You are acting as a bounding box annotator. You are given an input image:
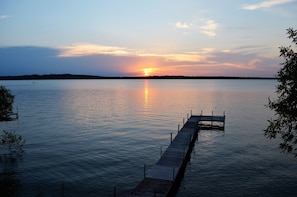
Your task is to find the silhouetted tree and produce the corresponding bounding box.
[0,130,25,196]
[0,130,25,162]
[265,28,297,157]
[0,86,15,121]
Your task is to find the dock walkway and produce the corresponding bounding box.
[131,114,225,197]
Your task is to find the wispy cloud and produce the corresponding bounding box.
[58,43,208,61]
[200,19,218,37]
[57,43,278,76]
[0,15,11,20]
[174,21,191,29]
[242,0,295,10]
[174,19,218,37]
[58,43,134,57]
[0,45,278,77]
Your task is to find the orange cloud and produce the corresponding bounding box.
[57,43,277,77]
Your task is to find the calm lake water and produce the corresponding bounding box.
[1,79,297,196]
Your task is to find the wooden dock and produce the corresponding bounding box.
[131,114,225,197]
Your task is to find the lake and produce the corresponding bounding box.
[1,79,297,196]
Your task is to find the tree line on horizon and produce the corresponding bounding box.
[0,74,276,80]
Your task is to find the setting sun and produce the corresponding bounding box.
[143,68,154,76]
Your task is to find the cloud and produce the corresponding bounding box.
[58,43,134,57]
[0,15,11,20]
[58,43,208,62]
[174,19,218,37]
[242,0,295,10]
[0,45,279,77]
[200,19,218,37]
[174,21,190,29]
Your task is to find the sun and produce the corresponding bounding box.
[143,68,153,76]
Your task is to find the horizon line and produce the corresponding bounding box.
[0,74,276,80]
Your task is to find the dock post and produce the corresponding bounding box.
[187,113,189,119]
[211,111,213,127]
[178,124,180,133]
[16,106,19,119]
[170,133,172,144]
[191,110,192,116]
[201,110,203,115]
[183,118,185,125]
[144,164,146,178]
[223,111,226,130]
[61,181,65,197]
[173,167,175,180]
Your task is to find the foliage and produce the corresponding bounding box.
[265,28,297,157]
[0,86,15,121]
[0,130,25,164]
[0,130,25,196]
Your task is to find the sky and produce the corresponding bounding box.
[1,0,297,77]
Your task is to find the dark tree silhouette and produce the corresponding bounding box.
[0,86,15,121]
[0,130,25,196]
[265,28,297,157]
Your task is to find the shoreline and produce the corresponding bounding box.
[0,74,276,80]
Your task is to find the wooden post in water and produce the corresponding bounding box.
[178,124,180,133]
[170,132,173,144]
[61,181,65,197]
[144,164,146,178]
[223,111,226,130]
[211,111,213,127]
[173,167,175,180]
[183,118,185,125]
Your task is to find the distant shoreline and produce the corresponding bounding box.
[0,74,276,80]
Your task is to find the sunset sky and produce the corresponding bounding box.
[1,0,297,77]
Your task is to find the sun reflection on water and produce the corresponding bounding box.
[144,80,149,110]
